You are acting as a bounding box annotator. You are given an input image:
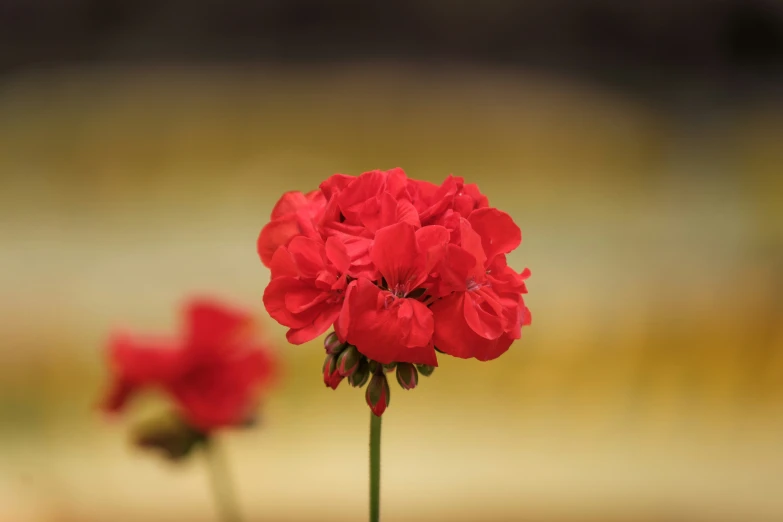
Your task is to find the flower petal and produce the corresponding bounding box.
[264,277,323,328]
[418,174,459,223]
[269,246,298,279]
[337,170,386,222]
[287,236,326,278]
[415,225,450,278]
[468,207,521,262]
[462,292,504,340]
[270,191,310,219]
[431,293,515,361]
[257,216,301,267]
[185,299,252,350]
[370,222,419,290]
[325,236,350,274]
[285,286,329,314]
[286,304,342,345]
[102,333,183,413]
[436,244,477,295]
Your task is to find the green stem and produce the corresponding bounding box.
[369,412,382,522]
[203,436,243,522]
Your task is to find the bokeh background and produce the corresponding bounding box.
[1,1,783,521]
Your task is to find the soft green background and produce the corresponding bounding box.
[1,66,782,522]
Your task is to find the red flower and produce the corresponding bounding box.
[337,222,448,366]
[259,167,530,415]
[431,209,529,361]
[102,298,277,432]
[263,235,350,344]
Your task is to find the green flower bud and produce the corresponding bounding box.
[336,345,362,377]
[395,363,418,390]
[416,364,435,377]
[132,413,206,461]
[348,358,371,388]
[323,332,347,355]
[365,373,391,416]
[323,353,343,390]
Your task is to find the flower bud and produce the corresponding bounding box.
[336,345,362,377]
[365,373,391,417]
[348,358,371,388]
[416,364,435,377]
[132,413,206,461]
[382,363,397,373]
[322,353,344,390]
[323,332,347,355]
[395,363,418,390]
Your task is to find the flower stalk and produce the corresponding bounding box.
[369,411,382,522]
[204,437,243,522]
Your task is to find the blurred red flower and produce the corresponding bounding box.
[102,298,277,432]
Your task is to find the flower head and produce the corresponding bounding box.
[102,298,277,434]
[260,168,530,415]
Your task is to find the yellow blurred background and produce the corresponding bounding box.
[2,3,783,521]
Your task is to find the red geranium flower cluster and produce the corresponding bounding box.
[102,298,277,455]
[259,168,530,415]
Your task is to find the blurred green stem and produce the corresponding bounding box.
[369,412,382,522]
[204,437,243,522]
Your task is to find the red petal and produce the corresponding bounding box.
[257,216,300,267]
[415,225,450,278]
[286,304,342,345]
[436,244,477,295]
[459,218,487,272]
[462,292,504,340]
[287,236,326,278]
[463,183,489,208]
[319,173,355,200]
[324,236,350,273]
[264,277,323,328]
[384,167,409,198]
[334,280,357,341]
[185,299,252,350]
[431,293,515,361]
[270,191,309,219]
[102,333,184,413]
[285,286,329,314]
[340,235,376,279]
[520,303,532,326]
[468,208,521,262]
[363,192,421,232]
[370,222,419,290]
[269,246,298,279]
[337,170,386,222]
[419,174,459,223]
[396,198,421,228]
[397,299,434,348]
[394,343,439,366]
[452,182,489,217]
